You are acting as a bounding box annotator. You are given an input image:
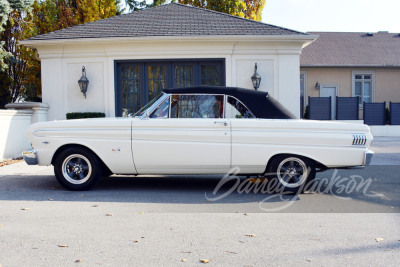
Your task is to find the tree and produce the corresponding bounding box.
[124,0,170,12]
[125,0,146,11]
[0,1,34,107]
[178,0,245,18]
[97,0,118,18]
[0,6,40,107]
[31,0,118,30]
[0,0,33,71]
[243,0,265,21]
[177,0,265,21]
[151,0,168,6]
[0,0,120,107]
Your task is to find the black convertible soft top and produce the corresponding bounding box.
[163,86,296,119]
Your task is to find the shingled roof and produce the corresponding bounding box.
[24,3,306,41]
[301,32,400,67]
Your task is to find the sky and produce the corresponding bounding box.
[261,0,400,33]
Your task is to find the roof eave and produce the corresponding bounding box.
[20,34,318,47]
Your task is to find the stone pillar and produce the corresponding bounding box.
[5,102,50,123]
[32,106,49,123]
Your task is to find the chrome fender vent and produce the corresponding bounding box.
[352,134,367,146]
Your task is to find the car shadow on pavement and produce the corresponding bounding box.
[318,241,400,257]
[0,174,299,204]
[0,165,399,212]
[310,166,400,211]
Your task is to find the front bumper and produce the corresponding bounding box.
[364,150,374,166]
[22,149,38,165]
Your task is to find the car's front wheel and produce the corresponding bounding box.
[54,147,103,191]
[265,155,315,193]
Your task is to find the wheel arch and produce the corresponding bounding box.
[265,153,327,173]
[51,144,112,175]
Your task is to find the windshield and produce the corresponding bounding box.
[134,93,164,117]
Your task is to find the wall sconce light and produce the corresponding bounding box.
[78,66,89,98]
[251,63,261,90]
[315,82,320,89]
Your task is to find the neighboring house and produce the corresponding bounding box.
[21,3,316,120]
[300,31,400,119]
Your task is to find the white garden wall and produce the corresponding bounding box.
[0,110,32,161]
[329,120,400,136]
[334,120,400,137]
[0,103,49,161]
[369,126,400,137]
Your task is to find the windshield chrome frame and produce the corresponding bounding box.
[139,93,170,120]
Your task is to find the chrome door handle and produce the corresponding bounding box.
[214,121,228,126]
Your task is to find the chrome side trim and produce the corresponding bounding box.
[22,149,38,165]
[233,128,368,135]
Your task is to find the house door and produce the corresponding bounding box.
[115,59,225,117]
[320,85,337,119]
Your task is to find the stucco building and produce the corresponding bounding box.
[21,3,315,120]
[300,31,400,119]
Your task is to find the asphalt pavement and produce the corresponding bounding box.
[0,137,399,266]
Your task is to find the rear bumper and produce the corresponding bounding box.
[22,149,38,165]
[364,150,374,166]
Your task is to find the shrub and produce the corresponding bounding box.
[66,112,106,120]
[386,107,390,125]
[303,105,309,119]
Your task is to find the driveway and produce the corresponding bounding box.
[0,137,399,266]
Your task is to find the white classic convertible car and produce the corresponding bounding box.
[23,86,373,191]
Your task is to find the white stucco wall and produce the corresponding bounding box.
[0,103,49,161]
[66,62,105,113]
[25,36,314,120]
[0,110,32,160]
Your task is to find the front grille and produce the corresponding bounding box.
[352,134,367,146]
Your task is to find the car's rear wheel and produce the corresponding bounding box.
[54,147,103,191]
[265,155,315,194]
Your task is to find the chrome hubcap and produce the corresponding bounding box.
[277,157,308,188]
[62,154,92,185]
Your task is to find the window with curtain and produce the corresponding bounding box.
[354,73,373,106]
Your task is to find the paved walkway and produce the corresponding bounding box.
[0,161,51,177]
[369,137,400,165]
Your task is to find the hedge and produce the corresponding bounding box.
[66,112,106,120]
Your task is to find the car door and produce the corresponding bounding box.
[131,94,231,174]
[225,95,266,174]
